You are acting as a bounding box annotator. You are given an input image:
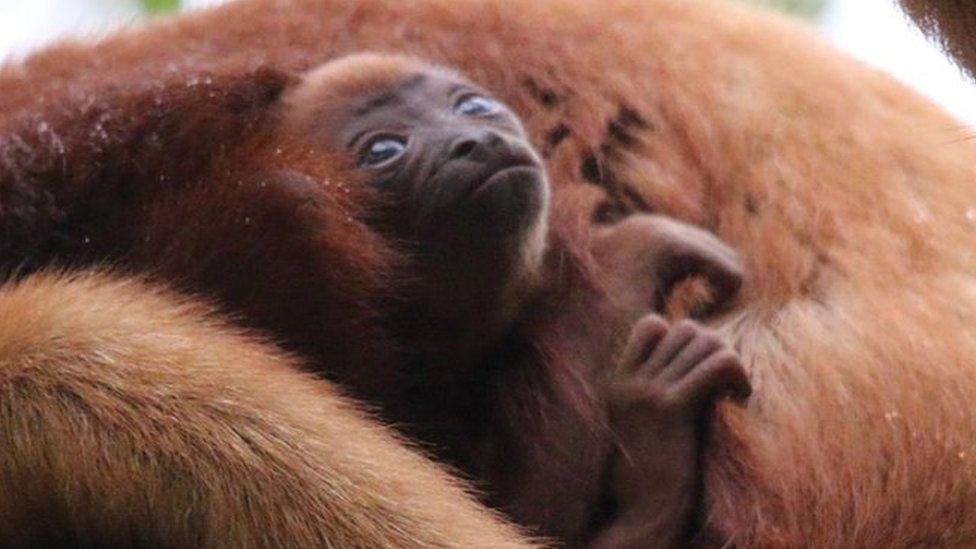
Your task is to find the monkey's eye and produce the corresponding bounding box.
[359,136,407,168]
[454,94,502,117]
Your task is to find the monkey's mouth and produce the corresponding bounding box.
[470,164,544,198]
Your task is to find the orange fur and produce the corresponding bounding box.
[3,0,976,546]
[0,270,533,547]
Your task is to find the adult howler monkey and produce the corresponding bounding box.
[5,0,976,546]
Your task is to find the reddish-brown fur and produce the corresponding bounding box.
[4,0,976,546]
[901,0,976,79]
[0,65,403,396]
[0,270,531,547]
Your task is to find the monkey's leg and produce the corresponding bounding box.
[0,270,533,548]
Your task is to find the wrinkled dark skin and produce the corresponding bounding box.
[281,54,751,548]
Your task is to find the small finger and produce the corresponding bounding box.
[618,315,670,372]
[644,320,698,373]
[673,350,751,407]
[659,332,724,382]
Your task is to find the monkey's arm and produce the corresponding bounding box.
[0,270,534,548]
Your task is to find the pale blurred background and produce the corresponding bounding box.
[0,0,974,126]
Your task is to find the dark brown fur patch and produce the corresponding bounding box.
[543,123,572,157]
[523,77,562,107]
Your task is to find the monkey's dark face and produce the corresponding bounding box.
[336,71,550,263]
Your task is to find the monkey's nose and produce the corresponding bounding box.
[448,130,505,160]
[449,138,478,159]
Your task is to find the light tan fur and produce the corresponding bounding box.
[283,52,463,143]
[0,270,534,548]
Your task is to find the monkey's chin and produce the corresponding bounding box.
[433,165,548,252]
[466,165,549,236]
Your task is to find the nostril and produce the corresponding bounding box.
[487,132,504,147]
[450,139,478,159]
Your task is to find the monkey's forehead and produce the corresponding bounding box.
[300,52,465,104]
[282,52,469,141]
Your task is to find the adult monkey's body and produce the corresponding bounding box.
[0,271,531,548]
[4,0,976,547]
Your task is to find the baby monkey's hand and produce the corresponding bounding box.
[611,315,750,420]
[591,315,750,549]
